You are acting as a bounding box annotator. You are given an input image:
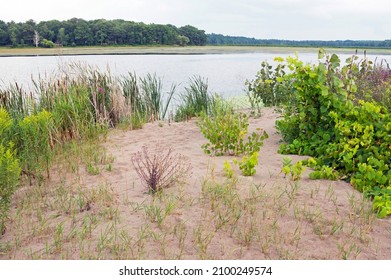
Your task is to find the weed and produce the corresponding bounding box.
[131,145,191,193]
[234,152,259,176]
[223,160,234,178]
[194,225,214,259]
[281,157,305,181]
[86,162,100,175]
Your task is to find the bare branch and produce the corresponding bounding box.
[131,145,191,193]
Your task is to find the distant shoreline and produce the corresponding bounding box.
[1,45,391,57]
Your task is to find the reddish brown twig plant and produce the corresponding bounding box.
[131,145,191,193]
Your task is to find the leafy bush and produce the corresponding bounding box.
[245,58,291,114]
[270,49,391,217]
[40,39,55,48]
[234,152,259,176]
[198,108,268,156]
[18,110,53,181]
[198,110,247,156]
[309,166,339,180]
[198,98,268,178]
[0,144,21,234]
[373,190,391,218]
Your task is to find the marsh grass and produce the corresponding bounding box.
[175,75,214,121]
[0,83,31,120]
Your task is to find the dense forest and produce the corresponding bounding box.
[0,18,207,47]
[0,18,390,49]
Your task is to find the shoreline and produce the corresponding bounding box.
[1,45,391,57]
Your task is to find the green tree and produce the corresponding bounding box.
[40,39,55,48]
[8,22,21,46]
[57,27,66,45]
[0,21,9,45]
[179,25,207,46]
[177,35,190,46]
[19,19,36,46]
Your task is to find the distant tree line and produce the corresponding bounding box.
[0,18,207,47]
[207,33,391,49]
[1,19,389,49]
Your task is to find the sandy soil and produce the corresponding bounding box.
[1,107,391,259]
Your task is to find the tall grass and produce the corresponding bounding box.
[0,64,182,235]
[175,75,214,121]
[0,83,32,120]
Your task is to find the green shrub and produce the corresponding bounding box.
[0,144,21,234]
[245,58,291,114]
[223,160,234,178]
[372,189,391,218]
[281,157,306,181]
[40,39,55,48]
[198,108,268,156]
[234,152,259,176]
[309,166,339,180]
[269,49,391,216]
[198,110,248,156]
[18,110,53,180]
[198,98,268,177]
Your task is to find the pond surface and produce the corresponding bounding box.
[1,51,390,97]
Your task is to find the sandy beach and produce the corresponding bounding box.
[1,107,391,260]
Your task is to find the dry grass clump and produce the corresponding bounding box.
[131,145,191,193]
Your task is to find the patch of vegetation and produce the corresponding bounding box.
[197,98,268,156]
[245,59,291,114]
[281,157,306,181]
[131,145,191,194]
[258,49,391,217]
[234,151,259,176]
[175,76,213,121]
[198,97,267,178]
[0,109,21,234]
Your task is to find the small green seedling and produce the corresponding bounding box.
[281,157,305,181]
[223,160,234,178]
[234,152,259,176]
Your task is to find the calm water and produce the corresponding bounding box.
[1,51,390,97]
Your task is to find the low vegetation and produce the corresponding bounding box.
[0,63,211,236]
[248,49,391,217]
[131,145,191,194]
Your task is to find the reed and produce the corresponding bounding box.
[140,73,176,121]
[175,75,213,121]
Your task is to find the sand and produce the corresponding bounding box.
[1,107,391,260]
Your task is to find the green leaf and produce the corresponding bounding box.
[318,48,325,59]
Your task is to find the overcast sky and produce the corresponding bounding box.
[1,0,390,40]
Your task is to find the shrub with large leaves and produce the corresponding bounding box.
[272,50,391,217]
